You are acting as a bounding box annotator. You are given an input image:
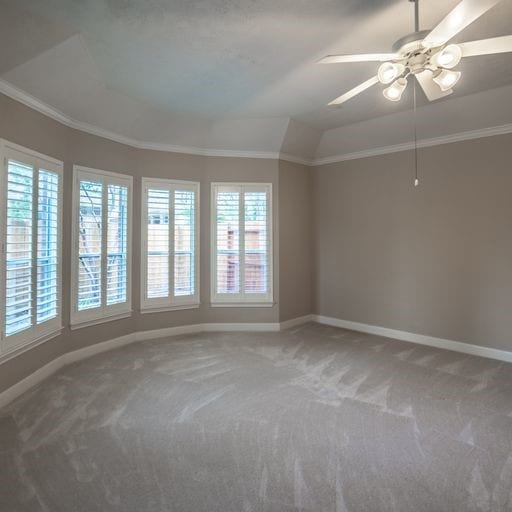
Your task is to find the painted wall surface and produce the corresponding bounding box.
[0,93,281,393]
[278,160,313,321]
[313,134,512,352]
[2,88,512,395]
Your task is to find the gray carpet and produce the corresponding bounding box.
[1,323,512,512]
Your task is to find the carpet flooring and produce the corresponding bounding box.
[1,322,512,511]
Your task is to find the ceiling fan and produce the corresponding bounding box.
[320,0,512,105]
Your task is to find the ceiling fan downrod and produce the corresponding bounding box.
[409,0,420,33]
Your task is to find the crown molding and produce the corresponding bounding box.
[278,153,313,166]
[1,79,510,168]
[0,79,313,165]
[312,123,512,166]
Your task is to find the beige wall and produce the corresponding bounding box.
[2,89,512,395]
[0,93,283,393]
[278,160,313,321]
[313,134,512,352]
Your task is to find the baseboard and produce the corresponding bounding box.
[0,333,138,410]
[65,333,138,364]
[136,324,205,341]
[3,313,509,409]
[0,355,65,410]
[0,318,306,409]
[202,322,281,332]
[280,314,315,330]
[314,315,512,363]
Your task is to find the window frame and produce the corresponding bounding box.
[0,139,63,357]
[141,178,200,313]
[71,165,133,328]
[210,182,273,307]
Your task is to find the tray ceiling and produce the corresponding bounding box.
[1,0,511,160]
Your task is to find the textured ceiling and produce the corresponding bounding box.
[1,0,512,158]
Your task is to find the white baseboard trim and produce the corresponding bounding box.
[0,333,138,410]
[0,318,306,409]
[0,355,65,410]
[203,322,281,332]
[280,314,315,330]
[136,324,205,341]
[65,333,138,364]
[314,315,512,363]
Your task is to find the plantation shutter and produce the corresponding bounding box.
[78,180,103,310]
[174,189,196,297]
[37,170,60,323]
[141,179,199,310]
[72,168,131,326]
[146,188,170,299]
[215,187,241,295]
[244,189,269,294]
[5,160,34,336]
[1,144,62,353]
[212,183,272,304]
[107,184,128,305]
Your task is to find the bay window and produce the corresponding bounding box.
[211,183,273,305]
[71,166,132,327]
[0,140,63,356]
[141,178,199,311]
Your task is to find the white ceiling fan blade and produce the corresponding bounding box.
[423,0,502,47]
[460,35,512,56]
[328,76,379,106]
[318,53,397,64]
[415,71,453,102]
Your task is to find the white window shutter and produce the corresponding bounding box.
[174,189,196,297]
[146,188,170,299]
[141,179,199,311]
[106,184,128,305]
[72,167,132,327]
[5,160,34,336]
[37,170,59,323]
[215,188,241,294]
[212,183,272,305]
[1,141,63,355]
[77,180,103,311]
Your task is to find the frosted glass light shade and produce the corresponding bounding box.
[433,69,461,91]
[383,78,407,101]
[378,62,405,84]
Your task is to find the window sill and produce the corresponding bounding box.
[70,310,133,330]
[140,303,200,314]
[0,326,63,365]
[210,302,275,308]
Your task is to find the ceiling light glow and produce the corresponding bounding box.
[383,78,407,101]
[432,44,462,69]
[433,69,461,91]
[378,62,405,84]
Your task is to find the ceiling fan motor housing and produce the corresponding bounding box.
[392,31,446,76]
[392,30,432,53]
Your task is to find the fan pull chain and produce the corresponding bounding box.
[411,0,420,187]
[413,78,419,187]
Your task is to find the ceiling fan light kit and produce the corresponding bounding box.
[383,78,408,101]
[433,69,462,91]
[431,44,463,68]
[378,62,405,84]
[319,0,512,106]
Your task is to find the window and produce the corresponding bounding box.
[211,183,272,305]
[0,140,63,356]
[141,179,199,311]
[71,166,132,327]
